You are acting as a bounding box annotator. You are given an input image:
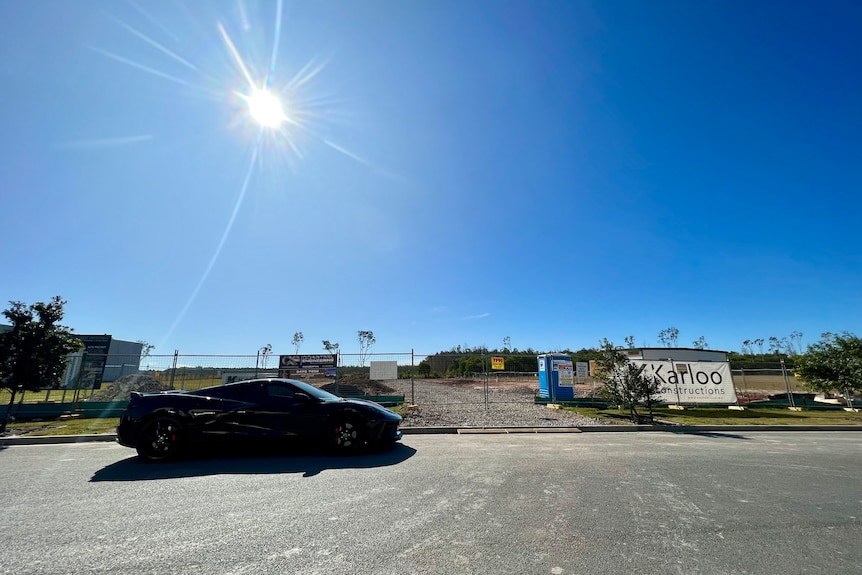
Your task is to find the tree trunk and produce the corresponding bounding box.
[0,389,18,434]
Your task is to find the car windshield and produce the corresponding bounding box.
[285,379,341,402]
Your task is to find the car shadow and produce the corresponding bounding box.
[90,442,417,482]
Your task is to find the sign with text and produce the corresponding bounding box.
[630,360,737,404]
[279,354,337,379]
[553,359,574,387]
[491,356,505,370]
[77,335,112,389]
[576,362,589,378]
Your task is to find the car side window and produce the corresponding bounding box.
[267,382,297,399]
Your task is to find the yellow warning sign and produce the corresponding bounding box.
[491,356,505,370]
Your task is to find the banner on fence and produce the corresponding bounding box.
[279,354,337,379]
[370,361,398,380]
[631,360,737,404]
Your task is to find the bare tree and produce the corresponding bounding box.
[137,340,155,360]
[502,336,511,353]
[322,340,340,354]
[358,330,376,367]
[624,335,636,349]
[259,344,272,369]
[658,327,679,348]
[692,336,708,350]
[292,332,304,355]
[742,339,753,356]
[754,338,765,355]
[789,331,804,355]
[768,336,781,355]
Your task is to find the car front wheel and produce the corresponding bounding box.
[329,417,365,453]
[135,416,185,462]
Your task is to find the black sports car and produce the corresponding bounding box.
[116,378,402,462]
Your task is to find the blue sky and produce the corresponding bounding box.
[1,0,860,357]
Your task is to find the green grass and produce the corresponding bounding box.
[5,417,120,436]
[565,406,862,426]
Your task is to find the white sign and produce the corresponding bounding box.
[631,360,737,404]
[370,361,398,380]
[554,360,574,387]
[576,362,589,378]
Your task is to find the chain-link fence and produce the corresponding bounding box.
[0,352,846,426]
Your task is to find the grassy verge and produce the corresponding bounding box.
[4,417,120,436]
[565,406,862,426]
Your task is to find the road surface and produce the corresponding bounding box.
[1,432,860,574]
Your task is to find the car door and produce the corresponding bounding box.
[194,383,260,438]
[243,380,323,437]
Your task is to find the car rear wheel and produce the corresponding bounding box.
[329,417,366,453]
[135,416,185,462]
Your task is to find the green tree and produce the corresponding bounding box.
[358,330,376,367]
[692,336,708,350]
[0,297,82,433]
[417,359,432,377]
[595,339,662,423]
[795,332,862,407]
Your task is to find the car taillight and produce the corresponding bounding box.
[127,391,143,408]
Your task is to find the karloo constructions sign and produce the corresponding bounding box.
[631,360,737,404]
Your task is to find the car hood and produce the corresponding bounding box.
[331,397,402,420]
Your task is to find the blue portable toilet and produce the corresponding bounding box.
[537,354,575,401]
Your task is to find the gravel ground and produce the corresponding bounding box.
[379,378,607,428]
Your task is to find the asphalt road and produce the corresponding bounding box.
[1,432,860,575]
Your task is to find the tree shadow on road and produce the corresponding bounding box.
[90,442,416,482]
[667,430,752,440]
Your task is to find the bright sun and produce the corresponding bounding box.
[246,88,286,128]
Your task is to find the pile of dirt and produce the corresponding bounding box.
[90,374,173,402]
[319,375,397,397]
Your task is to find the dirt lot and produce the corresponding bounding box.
[372,375,818,427]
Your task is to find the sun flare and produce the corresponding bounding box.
[245,88,286,128]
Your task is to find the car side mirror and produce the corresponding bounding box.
[294,392,312,403]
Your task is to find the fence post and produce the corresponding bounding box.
[781,359,795,408]
[411,349,415,405]
[169,350,178,389]
[483,351,489,410]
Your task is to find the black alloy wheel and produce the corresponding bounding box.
[330,417,365,453]
[135,416,185,462]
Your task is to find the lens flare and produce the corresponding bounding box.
[245,88,286,128]
[89,0,396,349]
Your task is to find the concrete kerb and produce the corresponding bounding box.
[1,434,118,446]
[3,425,862,446]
